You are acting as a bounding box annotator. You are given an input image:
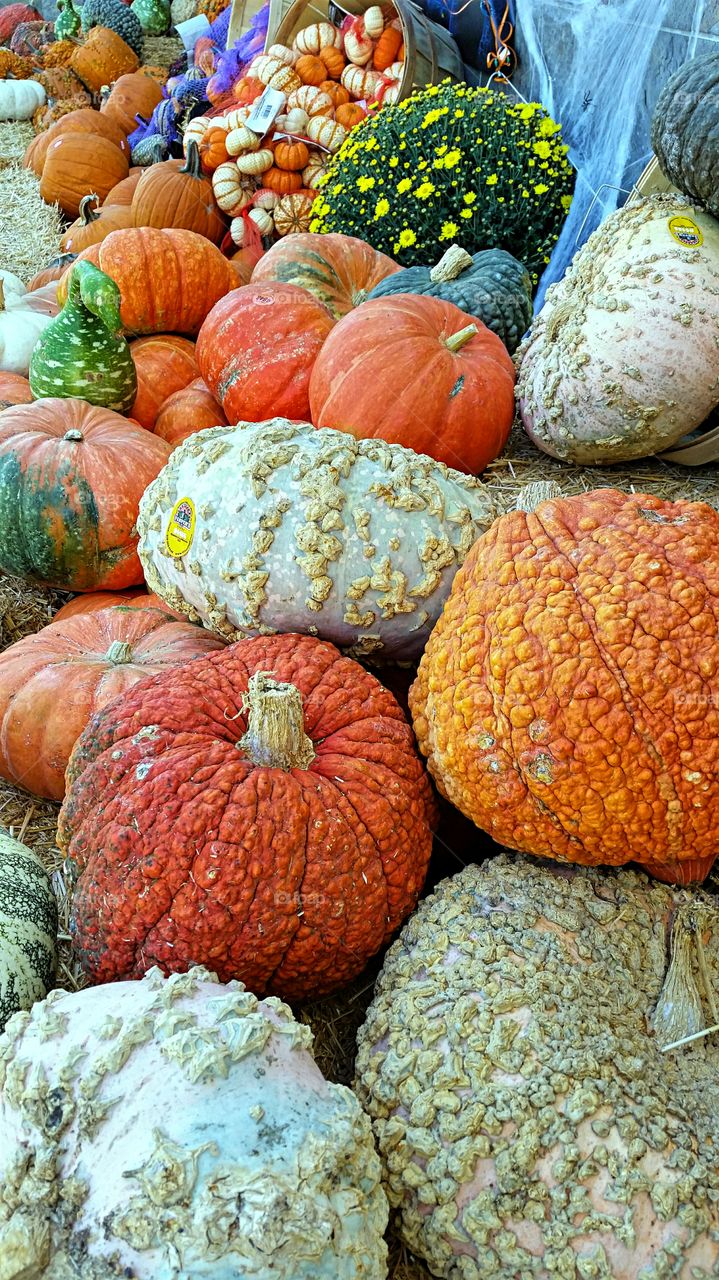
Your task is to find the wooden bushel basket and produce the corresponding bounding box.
[267,0,464,97]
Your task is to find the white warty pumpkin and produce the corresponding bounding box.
[517,193,719,464]
[136,418,495,660]
[0,827,57,1031]
[0,965,388,1278]
[356,854,719,1280]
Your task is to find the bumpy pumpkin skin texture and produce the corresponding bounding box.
[410,488,719,886]
[250,231,402,319]
[356,854,719,1280]
[0,828,57,1031]
[59,633,438,998]
[136,418,496,661]
[54,589,178,621]
[651,51,719,216]
[0,966,389,1279]
[0,398,171,592]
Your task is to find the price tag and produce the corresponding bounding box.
[246,86,286,136]
[175,14,211,59]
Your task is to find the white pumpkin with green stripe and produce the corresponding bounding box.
[29,260,137,412]
[0,827,58,1030]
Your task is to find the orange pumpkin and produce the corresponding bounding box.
[262,166,303,194]
[373,26,402,71]
[40,132,129,218]
[70,26,139,94]
[100,71,164,136]
[129,335,199,430]
[273,139,309,172]
[25,255,76,291]
[335,102,367,129]
[54,590,176,622]
[102,168,143,206]
[234,75,264,103]
[319,80,350,108]
[60,195,134,254]
[57,227,238,337]
[410,488,719,887]
[131,140,226,244]
[230,243,265,283]
[319,45,345,79]
[0,606,224,800]
[24,107,131,178]
[251,230,401,319]
[199,126,230,173]
[0,372,33,407]
[0,398,171,592]
[154,377,228,447]
[295,53,326,86]
[309,294,516,473]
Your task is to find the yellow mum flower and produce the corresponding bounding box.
[443,148,461,168]
[534,182,549,195]
[519,103,539,120]
[533,140,551,159]
[422,108,444,128]
[357,176,375,192]
[561,193,573,211]
[486,173,499,186]
[538,117,561,137]
[397,177,412,194]
[463,191,476,204]
[414,181,436,199]
[397,228,417,248]
[439,220,459,241]
[460,208,473,219]
[374,197,390,218]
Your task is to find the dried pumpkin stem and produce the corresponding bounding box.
[430,244,473,283]
[105,641,133,664]
[239,671,316,771]
[693,909,719,1026]
[0,279,5,312]
[63,429,84,442]
[445,323,478,353]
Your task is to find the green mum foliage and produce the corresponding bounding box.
[311,80,575,285]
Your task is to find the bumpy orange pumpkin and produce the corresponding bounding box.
[57,228,237,337]
[129,335,199,429]
[58,632,437,996]
[70,26,139,94]
[0,606,224,800]
[320,79,350,107]
[335,102,366,129]
[199,126,229,173]
[373,25,402,71]
[234,75,264,103]
[309,293,516,472]
[154,377,227,446]
[131,141,226,244]
[319,45,345,78]
[410,488,719,887]
[295,53,326,86]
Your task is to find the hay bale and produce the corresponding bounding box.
[0,572,67,651]
[0,122,34,170]
[142,35,185,68]
[0,162,63,285]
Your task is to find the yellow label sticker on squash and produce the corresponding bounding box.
[668,216,703,248]
[165,497,195,558]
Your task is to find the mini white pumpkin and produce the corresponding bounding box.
[0,78,45,122]
[230,207,274,245]
[0,276,57,375]
[341,65,382,98]
[235,147,273,175]
[212,161,252,214]
[302,155,328,188]
[0,827,57,1031]
[292,21,342,54]
[217,107,250,131]
[183,114,212,152]
[274,107,309,132]
[287,85,333,117]
[225,124,261,156]
[344,27,374,66]
[363,5,385,37]
[306,116,346,152]
[266,42,298,66]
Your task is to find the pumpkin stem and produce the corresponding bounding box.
[238,671,316,771]
[0,279,5,312]
[653,903,719,1050]
[445,323,478,353]
[105,640,134,664]
[181,139,202,180]
[430,244,474,283]
[63,429,84,442]
[79,194,101,225]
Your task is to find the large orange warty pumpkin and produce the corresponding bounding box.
[128,334,199,429]
[197,281,334,422]
[0,398,171,592]
[56,228,238,337]
[310,293,516,474]
[410,487,719,886]
[58,632,438,997]
[0,606,224,800]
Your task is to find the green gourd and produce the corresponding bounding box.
[0,827,57,1032]
[131,0,170,34]
[54,0,81,41]
[29,261,137,412]
[367,244,533,355]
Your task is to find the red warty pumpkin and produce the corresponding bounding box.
[197,281,335,423]
[58,632,437,996]
[128,334,199,429]
[0,398,171,591]
[309,293,516,474]
[54,589,180,622]
[56,227,237,337]
[154,377,227,447]
[0,606,224,800]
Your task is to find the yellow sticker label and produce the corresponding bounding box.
[668,215,703,248]
[165,497,195,558]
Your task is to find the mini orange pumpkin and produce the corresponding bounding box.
[373,26,402,72]
[273,139,309,172]
[234,74,264,104]
[199,126,229,173]
[335,102,366,129]
[295,53,327,86]
[319,45,345,79]
[262,166,303,194]
[320,80,350,108]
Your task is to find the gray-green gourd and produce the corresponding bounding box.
[0,827,57,1031]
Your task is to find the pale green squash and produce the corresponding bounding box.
[0,827,57,1031]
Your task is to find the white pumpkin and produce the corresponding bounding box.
[0,828,57,1031]
[136,418,495,660]
[0,78,45,122]
[517,193,719,463]
[0,965,389,1278]
[0,277,57,375]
